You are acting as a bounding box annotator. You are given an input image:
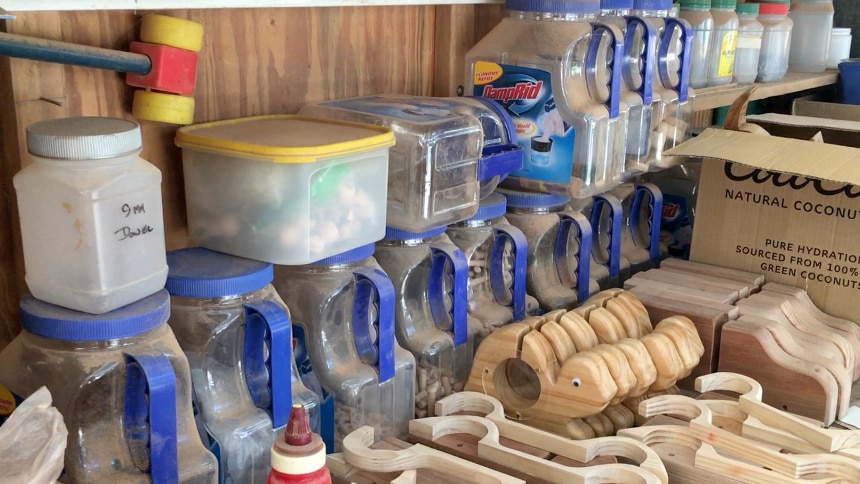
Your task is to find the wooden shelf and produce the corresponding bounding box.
[3,0,502,11]
[690,71,839,111]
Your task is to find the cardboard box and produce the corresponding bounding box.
[746,112,860,148]
[792,99,860,122]
[666,129,860,324]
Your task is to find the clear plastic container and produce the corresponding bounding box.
[374,227,481,418]
[788,0,834,72]
[599,0,659,177]
[466,0,629,199]
[0,291,217,483]
[272,245,415,451]
[632,0,694,170]
[300,95,524,231]
[827,28,852,69]
[586,193,625,289]
[175,116,394,265]
[757,2,793,82]
[13,117,167,314]
[733,3,763,84]
[679,0,714,88]
[164,248,320,484]
[609,183,664,281]
[446,193,539,342]
[707,0,739,86]
[498,188,598,310]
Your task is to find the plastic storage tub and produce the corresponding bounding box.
[13,117,168,314]
[839,60,860,105]
[0,291,217,483]
[165,248,320,483]
[300,95,523,232]
[175,115,394,265]
[827,28,852,69]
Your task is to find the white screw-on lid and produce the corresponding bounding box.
[832,28,852,36]
[27,117,142,160]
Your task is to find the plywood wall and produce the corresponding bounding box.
[0,5,507,350]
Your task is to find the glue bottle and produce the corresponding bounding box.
[267,404,332,484]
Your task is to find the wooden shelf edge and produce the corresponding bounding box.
[690,71,839,111]
[3,0,503,11]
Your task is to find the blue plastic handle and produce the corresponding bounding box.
[124,353,178,484]
[659,18,693,102]
[630,183,664,262]
[242,301,293,429]
[587,22,623,119]
[590,194,623,277]
[489,225,528,320]
[554,213,594,303]
[428,245,469,347]
[623,16,657,105]
[352,269,396,383]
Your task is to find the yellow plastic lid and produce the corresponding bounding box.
[174,115,395,164]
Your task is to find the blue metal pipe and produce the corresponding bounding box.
[0,32,151,75]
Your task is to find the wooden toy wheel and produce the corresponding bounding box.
[132,90,195,125]
[140,14,204,52]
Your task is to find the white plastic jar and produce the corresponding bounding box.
[827,28,852,69]
[679,0,714,88]
[757,2,793,82]
[707,0,739,86]
[13,117,167,314]
[733,3,763,84]
[788,0,834,72]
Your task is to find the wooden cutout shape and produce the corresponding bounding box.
[586,307,627,344]
[640,331,685,391]
[658,259,764,288]
[583,288,626,308]
[616,338,658,398]
[626,279,739,305]
[718,319,839,425]
[341,426,524,484]
[605,298,642,338]
[590,343,638,405]
[329,439,479,484]
[616,293,654,335]
[652,267,755,298]
[762,283,860,344]
[433,391,668,484]
[539,321,576,364]
[558,311,599,353]
[629,270,743,302]
[653,317,705,378]
[602,404,635,434]
[584,412,614,437]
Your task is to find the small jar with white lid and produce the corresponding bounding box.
[13,117,167,314]
[757,1,793,82]
[827,28,852,69]
[734,3,764,84]
[707,0,740,86]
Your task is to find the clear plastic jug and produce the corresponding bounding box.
[164,248,320,484]
[374,227,481,418]
[610,183,664,280]
[446,193,539,342]
[788,0,833,73]
[300,95,524,232]
[466,0,629,198]
[734,3,763,84]
[13,117,168,314]
[757,2,793,82]
[599,0,660,177]
[272,245,415,451]
[0,291,217,483]
[707,0,739,86]
[679,0,714,89]
[498,189,598,310]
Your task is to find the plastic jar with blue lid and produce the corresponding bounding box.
[0,290,217,483]
[272,244,415,452]
[165,247,320,483]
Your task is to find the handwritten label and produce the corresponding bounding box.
[122,203,146,217]
[115,225,154,242]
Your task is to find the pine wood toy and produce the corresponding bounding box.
[409,415,663,484]
[761,283,860,346]
[432,391,668,483]
[626,278,739,305]
[627,270,745,301]
[0,14,202,124]
[639,394,860,481]
[658,259,765,289]
[340,426,524,484]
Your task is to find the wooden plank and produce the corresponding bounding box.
[433,5,475,97]
[691,72,839,111]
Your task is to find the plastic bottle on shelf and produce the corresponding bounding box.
[373,226,482,418]
[733,3,763,84]
[827,28,852,69]
[272,245,415,452]
[679,0,714,88]
[631,0,694,171]
[599,0,659,178]
[267,405,331,484]
[465,0,629,198]
[165,247,321,483]
[446,193,539,344]
[788,0,834,73]
[0,291,218,483]
[707,0,739,86]
[757,1,793,82]
[497,188,598,311]
[13,117,168,314]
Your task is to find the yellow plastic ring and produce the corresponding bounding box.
[140,14,203,52]
[132,90,195,125]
